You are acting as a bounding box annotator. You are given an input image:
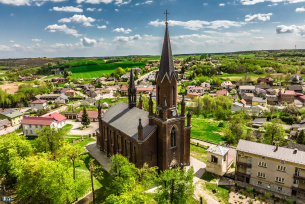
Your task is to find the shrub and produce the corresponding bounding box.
[246,187,253,193]
[239,195,244,199]
[264,193,270,199]
[218,122,224,127]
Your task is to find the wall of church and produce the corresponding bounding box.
[139,131,158,168]
[156,75,177,110]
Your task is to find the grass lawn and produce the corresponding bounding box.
[219,73,267,82]
[97,97,128,106]
[190,144,207,163]
[203,183,230,204]
[62,124,73,133]
[201,172,216,182]
[191,117,226,144]
[44,74,62,79]
[68,61,145,79]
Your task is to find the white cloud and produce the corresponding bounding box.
[113,27,132,34]
[114,0,131,5]
[32,39,41,42]
[148,19,244,30]
[250,29,261,32]
[87,8,96,11]
[97,25,107,29]
[252,36,264,40]
[203,3,208,6]
[58,14,95,26]
[240,0,305,5]
[80,37,97,47]
[76,0,131,5]
[45,24,81,37]
[97,8,102,11]
[0,0,68,6]
[51,6,83,12]
[245,13,272,22]
[276,25,305,35]
[172,34,212,39]
[9,40,14,43]
[50,43,73,49]
[135,0,153,6]
[114,34,141,42]
[115,8,119,12]
[0,45,12,51]
[10,13,14,16]
[12,44,21,48]
[35,1,44,6]
[296,6,305,12]
[219,3,225,6]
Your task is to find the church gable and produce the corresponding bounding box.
[102,102,157,140]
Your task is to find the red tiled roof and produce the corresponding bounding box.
[188,92,200,96]
[44,112,66,122]
[240,99,246,105]
[216,90,228,95]
[78,110,98,119]
[31,99,47,104]
[21,117,54,125]
[136,87,153,92]
[280,90,295,95]
[121,85,128,92]
[299,95,305,100]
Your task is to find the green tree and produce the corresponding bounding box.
[225,113,248,144]
[16,153,77,204]
[62,144,84,180]
[81,107,91,127]
[115,67,126,76]
[263,119,286,145]
[63,70,72,79]
[297,130,305,144]
[0,132,32,186]
[36,126,66,154]
[155,167,195,204]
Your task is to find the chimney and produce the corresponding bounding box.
[294,148,298,154]
[138,118,143,141]
[275,145,278,151]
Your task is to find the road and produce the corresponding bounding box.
[135,70,155,84]
[0,124,21,136]
[66,120,99,135]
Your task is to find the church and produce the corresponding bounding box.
[96,18,192,171]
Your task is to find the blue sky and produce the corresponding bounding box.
[1,0,305,58]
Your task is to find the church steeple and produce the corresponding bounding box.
[128,69,137,109]
[158,11,175,81]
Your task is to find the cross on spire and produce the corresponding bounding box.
[164,9,169,24]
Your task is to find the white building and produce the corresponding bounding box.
[30,99,47,111]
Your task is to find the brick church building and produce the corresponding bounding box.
[96,20,192,171]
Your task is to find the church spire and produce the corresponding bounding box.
[158,10,175,80]
[128,69,137,109]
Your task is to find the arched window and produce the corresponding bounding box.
[157,86,160,105]
[171,127,177,147]
[172,86,175,105]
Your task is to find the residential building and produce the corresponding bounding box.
[120,72,130,81]
[257,77,273,85]
[186,92,200,99]
[201,82,211,90]
[266,88,276,95]
[290,76,304,84]
[255,84,271,90]
[54,94,69,104]
[21,117,56,136]
[206,145,233,176]
[287,86,303,93]
[0,109,23,126]
[187,86,204,95]
[278,90,295,103]
[239,86,256,93]
[236,140,305,199]
[30,99,47,111]
[216,90,229,96]
[120,85,129,96]
[36,94,61,101]
[0,119,11,130]
[250,118,267,128]
[252,97,267,107]
[44,112,67,129]
[147,72,156,81]
[65,112,78,120]
[221,81,233,88]
[78,110,99,122]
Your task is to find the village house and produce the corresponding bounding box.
[65,89,76,97]
[257,77,273,85]
[241,92,254,104]
[239,86,256,93]
[0,109,23,126]
[216,90,229,96]
[147,72,156,82]
[120,85,129,96]
[278,90,295,103]
[21,117,56,136]
[30,99,47,111]
[250,117,267,128]
[252,97,267,107]
[290,75,304,84]
[36,94,61,101]
[221,81,233,88]
[187,86,204,95]
[55,94,69,104]
[186,92,200,99]
[120,72,130,82]
[65,112,78,120]
[95,77,107,84]
[287,85,303,93]
[0,119,11,130]
[255,84,270,90]
[201,82,211,90]
[236,140,305,199]
[78,110,98,122]
[136,86,154,94]
[266,88,276,95]
[44,112,67,129]
[206,145,233,176]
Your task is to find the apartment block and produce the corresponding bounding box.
[236,140,305,199]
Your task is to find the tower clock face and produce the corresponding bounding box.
[172,110,176,116]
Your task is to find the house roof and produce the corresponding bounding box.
[44,112,66,122]
[102,102,157,140]
[207,145,229,156]
[252,97,267,103]
[239,86,256,90]
[252,117,267,124]
[237,139,305,165]
[216,90,228,95]
[240,99,246,105]
[0,119,10,126]
[287,86,303,91]
[31,99,47,104]
[78,110,98,119]
[287,142,305,152]
[21,117,54,126]
[291,124,300,128]
[0,109,23,118]
[121,85,128,92]
[279,90,295,95]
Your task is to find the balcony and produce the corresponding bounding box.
[292,186,305,193]
[237,161,252,168]
[293,174,305,182]
[236,171,251,178]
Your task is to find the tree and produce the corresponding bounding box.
[81,107,91,127]
[16,153,77,204]
[115,67,126,76]
[225,113,248,144]
[0,133,32,186]
[36,126,66,155]
[63,70,72,79]
[62,144,84,180]
[263,119,286,145]
[155,167,195,204]
[297,130,305,144]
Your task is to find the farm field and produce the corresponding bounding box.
[0,82,22,94]
[219,73,267,81]
[68,61,145,79]
[191,117,227,144]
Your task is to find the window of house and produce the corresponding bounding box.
[257,172,266,178]
[29,125,32,128]
[26,130,28,134]
[211,155,218,164]
[277,165,286,172]
[257,181,262,186]
[170,127,177,147]
[293,180,299,185]
[278,186,282,191]
[258,161,267,167]
[275,177,285,183]
[261,157,265,159]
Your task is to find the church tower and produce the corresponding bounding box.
[128,69,137,109]
[149,10,191,170]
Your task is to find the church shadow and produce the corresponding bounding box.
[194,167,205,179]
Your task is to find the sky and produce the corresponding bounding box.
[1,0,305,58]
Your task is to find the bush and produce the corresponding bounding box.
[246,187,253,193]
[218,122,224,127]
[286,200,293,204]
[264,193,270,199]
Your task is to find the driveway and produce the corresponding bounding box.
[66,120,99,135]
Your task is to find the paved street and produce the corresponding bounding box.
[66,120,99,135]
[0,124,20,136]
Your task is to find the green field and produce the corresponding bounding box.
[191,117,226,144]
[68,61,145,79]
